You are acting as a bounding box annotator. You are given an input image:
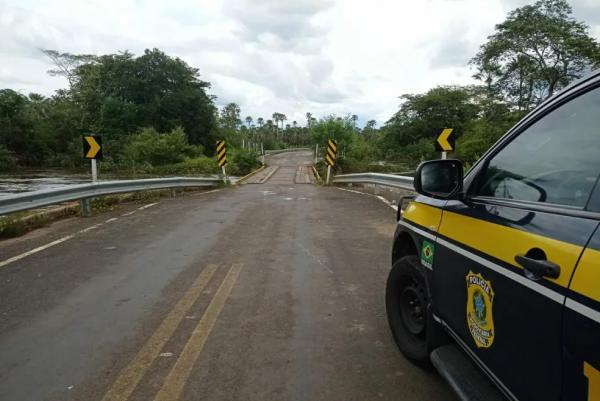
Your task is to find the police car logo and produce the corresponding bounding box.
[466,271,495,348]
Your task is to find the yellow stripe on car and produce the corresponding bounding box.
[438,211,583,289]
[569,247,600,302]
[402,202,444,233]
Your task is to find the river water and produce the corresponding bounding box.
[0,171,236,200]
[0,172,91,200]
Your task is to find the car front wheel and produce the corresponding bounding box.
[386,255,431,367]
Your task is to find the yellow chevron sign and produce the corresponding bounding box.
[325,139,337,166]
[83,135,102,159]
[216,140,227,167]
[435,128,455,152]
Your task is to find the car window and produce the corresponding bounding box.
[477,86,600,208]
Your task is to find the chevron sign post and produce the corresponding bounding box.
[216,140,228,183]
[325,139,337,184]
[83,135,102,183]
[435,128,454,160]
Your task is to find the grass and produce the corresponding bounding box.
[0,207,78,239]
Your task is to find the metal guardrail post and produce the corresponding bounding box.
[80,198,92,217]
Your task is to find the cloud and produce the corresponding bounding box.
[1,0,599,129]
[431,35,474,68]
[223,0,334,52]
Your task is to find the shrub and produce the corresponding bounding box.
[122,127,203,168]
[153,156,219,175]
[228,149,261,176]
[0,145,17,171]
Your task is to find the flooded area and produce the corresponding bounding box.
[0,172,91,199]
[0,171,236,200]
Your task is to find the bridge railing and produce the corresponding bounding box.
[0,177,222,216]
[332,172,414,191]
[264,147,311,155]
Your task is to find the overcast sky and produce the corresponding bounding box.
[1,0,599,127]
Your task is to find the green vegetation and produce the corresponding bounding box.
[1,0,598,176]
[0,207,78,238]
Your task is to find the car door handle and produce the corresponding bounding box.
[515,254,560,281]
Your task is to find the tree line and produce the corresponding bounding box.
[1,0,598,174]
[378,0,600,168]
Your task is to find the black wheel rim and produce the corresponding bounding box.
[399,279,426,336]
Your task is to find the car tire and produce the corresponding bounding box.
[386,255,432,368]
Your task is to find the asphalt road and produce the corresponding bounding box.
[0,151,456,401]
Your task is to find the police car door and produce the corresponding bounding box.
[563,203,600,400]
[431,85,600,401]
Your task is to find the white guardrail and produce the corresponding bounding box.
[332,172,415,191]
[0,177,222,216]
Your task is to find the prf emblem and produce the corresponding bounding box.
[466,271,495,348]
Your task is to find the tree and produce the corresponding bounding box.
[245,115,253,128]
[257,117,264,127]
[382,86,480,160]
[471,0,600,109]
[280,113,287,130]
[306,112,313,128]
[42,49,96,88]
[363,120,378,141]
[221,103,241,131]
[310,115,355,146]
[65,48,217,148]
[272,112,280,137]
[0,89,81,166]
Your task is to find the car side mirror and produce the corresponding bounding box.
[414,159,464,200]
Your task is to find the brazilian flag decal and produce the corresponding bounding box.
[421,240,434,269]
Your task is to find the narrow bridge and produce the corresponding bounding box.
[0,151,455,401]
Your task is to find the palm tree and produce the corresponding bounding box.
[27,93,49,118]
[280,114,287,130]
[306,112,313,128]
[257,117,264,127]
[245,116,253,128]
[292,121,298,146]
[266,119,275,142]
[272,113,280,139]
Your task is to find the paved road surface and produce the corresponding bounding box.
[245,151,315,184]
[0,151,456,401]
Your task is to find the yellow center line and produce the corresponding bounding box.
[101,264,218,401]
[153,263,243,401]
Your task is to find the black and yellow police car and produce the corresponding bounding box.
[386,71,600,401]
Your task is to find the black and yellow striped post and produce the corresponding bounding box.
[325,139,337,184]
[216,140,227,183]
